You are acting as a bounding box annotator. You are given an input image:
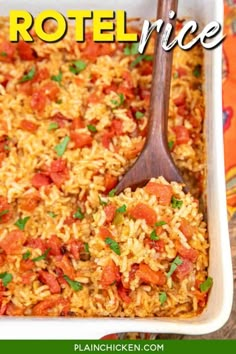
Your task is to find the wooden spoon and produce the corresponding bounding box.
[116,0,184,194]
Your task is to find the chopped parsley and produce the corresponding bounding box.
[116,205,127,214]
[155,221,167,227]
[173,72,179,79]
[14,216,30,231]
[0,272,13,287]
[200,277,213,293]
[47,211,57,218]
[0,209,9,220]
[54,136,70,157]
[111,93,125,108]
[87,124,97,133]
[63,275,83,291]
[22,250,31,260]
[48,122,59,131]
[150,229,159,241]
[124,42,139,55]
[193,65,201,78]
[131,55,153,68]
[56,99,63,104]
[167,256,183,278]
[108,189,116,197]
[168,141,174,150]
[84,243,89,254]
[69,60,87,75]
[51,70,63,84]
[99,196,108,206]
[4,144,10,151]
[32,248,51,262]
[135,111,144,120]
[159,291,167,305]
[73,207,84,220]
[0,51,7,57]
[171,197,183,209]
[105,237,121,255]
[19,67,36,83]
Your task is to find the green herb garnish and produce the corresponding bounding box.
[168,141,174,150]
[171,197,183,209]
[69,60,87,75]
[167,256,183,278]
[150,229,159,241]
[135,111,144,120]
[4,144,10,151]
[56,99,62,104]
[0,52,7,57]
[73,207,84,220]
[22,250,31,260]
[193,65,201,78]
[111,93,125,108]
[200,277,213,293]
[32,248,51,262]
[47,212,57,218]
[54,136,70,157]
[159,291,167,305]
[63,275,83,291]
[116,205,127,214]
[15,216,30,231]
[173,72,179,79]
[105,237,121,255]
[51,70,62,84]
[19,67,36,83]
[99,196,108,206]
[84,243,89,254]
[87,125,97,133]
[48,122,59,131]
[131,55,153,68]
[0,272,13,287]
[108,189,116,197]
[155,221,167,227]
[124,42,139,55]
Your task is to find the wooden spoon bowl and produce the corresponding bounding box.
[116,0,184,194]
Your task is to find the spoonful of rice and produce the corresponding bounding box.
[116,0,184,194]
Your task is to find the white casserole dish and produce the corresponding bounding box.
[0,0,233,339]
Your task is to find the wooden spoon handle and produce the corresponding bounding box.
[146,0,178,150]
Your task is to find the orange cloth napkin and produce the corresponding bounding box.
[224,1,236,219]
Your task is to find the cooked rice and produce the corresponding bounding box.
[0,18,209,317]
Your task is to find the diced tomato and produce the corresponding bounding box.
[0,152,6,167]
[173,258,193,281]
[104,204,116,224]
[47,235,62,256]
[39,271,61,294]
[0,254,5,267]
[69,240,84,260]
[42,82,60,101]
[32,173,51,189]
[49,159,69,188]
[103,83,117,95]
[139,89,150,107]
[0,304,7,316]
[176,242,199,263]
[21,271,35,285]
[20,259,34,271]
[101,259,120,287]
[64,215,76,226]
[122,71,133,88]
[0,41,16,62]
[144,238,165,253]
[20,119,38,133]
[19,192,41,212]
[179,219,194,240]
[1,74,12,88]
[173,93,186,106]
[129,203,156,226]
[123,140,145,160]
[81,36,115,61]
[18,81,33,95]
[136,263,166,286]
[17,41,36,60]
[111,119,123,136]
[177,105,189,117]
[0,196,13,224]
[176,67,187,77]
[145,182,173,206]
[70,118,85,130]
[0,230,27,255]
[99,226,113,240]
[87,93,100,104]
[139,62,153,75]
[50,112,71,129]
[117,284,131,304]
[32,295,61,316]
[6,302,24,316]
[70,132,93,149]
[31,90,47,112]
[33,68,49,83]
[54,255,75,278]
[173,126,190,145]
[104,174,118,194]
[101,130,114,149]
[101,334,119,340]
[117,86,134,99]
[26,238,46,252]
